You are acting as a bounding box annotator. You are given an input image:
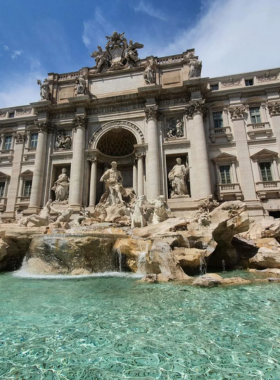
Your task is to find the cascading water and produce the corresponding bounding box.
[199,252,207,275]
[222,259,226,273]
[137,251,147,274]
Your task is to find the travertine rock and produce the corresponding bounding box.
[174,248,207,270]
[192,273,223,287]
[132,217,187,238]
[113,238,152,272]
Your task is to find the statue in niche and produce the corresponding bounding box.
[143,56,157,84]
[166,118,184,139]
[188,53,202,78]
[168,158,189,198]
[55,131,72,150]
[52,168,70,202]
[148,195,171,224]
[75,75,87,95]
[91,46,108,73]
[37,79,50,101]
[100,161,125,206]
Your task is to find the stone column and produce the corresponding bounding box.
[186,101,211,199]
[3,130,26,219]
[89,157,97,207]
[268,102,280,153]
[69,114,87,210]
[229,106,257,200]
[133,161,137,194]
[28,122,50,213]
[145,105,161,199]
[137,154,144,196]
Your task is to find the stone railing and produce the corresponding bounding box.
[247,122,272,139]
[157,55,184,65]
[256,181,280,199]
[216,183,243,201]
[209,126,233,143]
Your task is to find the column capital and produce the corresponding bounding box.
[228,105,246,120]
[35,120,53,133]
[14,131,27,144]
[185,100,207,118]
[72,115,87,131]
[268,101,280,116]
[144,105,159,122]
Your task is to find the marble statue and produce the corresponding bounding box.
[75,75,87,95]
[175,120,184,137]
[149,195,171,224]
[188,54,202,78]
[124,39,144,64]
[52,168,70,202]
[91,46,108,73]
[168,158,189,198]
[55,131,72,150]
[100,161,125,206]
[166,119,184,138]
[143,56,157,84]
[37,79,50,101]
[18,200,55,227]
[131,195,147,228]
[56,208,73,223]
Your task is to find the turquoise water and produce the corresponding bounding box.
[1,272,280,379]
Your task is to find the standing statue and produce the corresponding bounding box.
[168,158,189,198]
[143,56,157,84]
[91,46,108,73]
[52,168,70,202]
[148,195,171,224]
[175,119,184,137]
[100,161,125,206]
[131,195,147,228]
[75,75,87,95]
[37,79,50,101]
[188,54,202,78]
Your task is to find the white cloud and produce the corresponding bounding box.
[4,45,9,51]
[11,50,23,60]
[82,8,114,49]
[134,1,167,21]
[156,0,280,77]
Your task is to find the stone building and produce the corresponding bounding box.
[0,31,280,221]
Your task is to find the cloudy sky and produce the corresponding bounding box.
[0,0,279,108]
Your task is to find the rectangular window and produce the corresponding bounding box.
[9,112,15,118]
[260,162,273,182]
[250,107,261,124]
[4,136,12,151]
[30,133,38,148]
[210,84,219,91]
[219,165,231,184]
[0,182,5,197]
[245,79,254,86]
[213,112,223,128]
[23,180,32,197]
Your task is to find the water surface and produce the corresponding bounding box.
[1,271,280,379]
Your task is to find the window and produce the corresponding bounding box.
[210,84,219,91]
[0,182,5,197]
[4,136,12,151]
[219,165,231,184]
[245,79,254,86]
[23,180,32,197]
[213,112,223,128]
[250,107,261,124]
[260,162,273,182]
[30,133,38,148]
[9,112,15,118]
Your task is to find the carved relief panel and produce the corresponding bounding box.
[165,117,185,140]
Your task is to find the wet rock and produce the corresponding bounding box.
[192,273,223,287]
[23,257,69,275]
[71,268,91,275]
[141,274,158,283]
[268,278,280,282]
[132,217,187,238]
[248,241,280,269]
[174,248,207,271]
[222,277,251,285]
[249,268,280,275]
[113,238,152,272]
[241,218,280,240]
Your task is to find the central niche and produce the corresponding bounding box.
[97,128,137,156]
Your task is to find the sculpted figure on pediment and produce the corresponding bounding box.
[91,46,108,73]
[75,74,87,95]
[143,56,157,85]
[188,53,202,79]
[37,79,50,101]
[124,39,144,65]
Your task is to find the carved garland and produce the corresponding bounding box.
[90,120,144,148]
[228,106,246,120]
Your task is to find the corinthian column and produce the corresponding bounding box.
[89,157,97,207]
[229,105,257,200]
[137,153,144,196]
[145,105,161,199]
[28,122,50,213]
[69,114,87,210]
[268,102,280,153]
[186,101,211,199]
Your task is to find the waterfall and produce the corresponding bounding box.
[199,252,207,276]
[137,251,147,274]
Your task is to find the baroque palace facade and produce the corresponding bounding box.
[0,31,280,221]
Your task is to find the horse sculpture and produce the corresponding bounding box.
[131,195,147,228]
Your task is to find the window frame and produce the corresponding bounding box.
[210,84,219,91]
[259,161,273,182]
[23,179,32,197]
[212,111,224,128]
[218,164,232,184]
[3,135,13,151]
[245,78,254,86]
[249,107,261,124]
[30,132,38,149]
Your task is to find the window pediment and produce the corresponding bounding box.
[20,170,33,177]
[0,171,10,179]
[212,152,237,163]
[250,149,278,160]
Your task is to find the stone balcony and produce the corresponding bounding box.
[247,122,272,139]
[15,196,30,210]
[256,181,280,199]
[209,126,233,143]
[216,183,243,201]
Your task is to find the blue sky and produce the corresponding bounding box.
[0,0,279,108]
